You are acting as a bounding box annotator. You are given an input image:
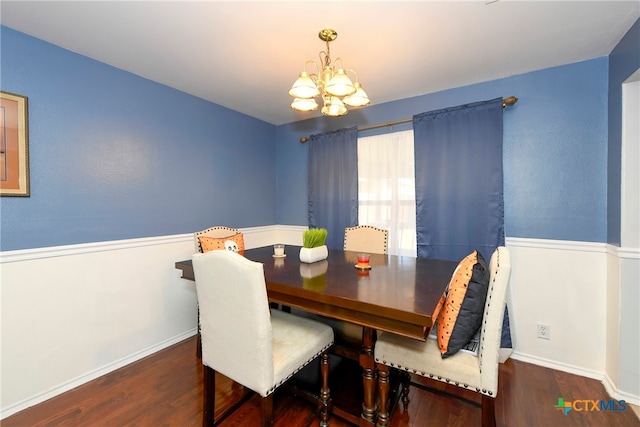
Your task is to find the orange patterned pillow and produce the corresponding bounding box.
[434,250,489,358]
[199,233,245,255]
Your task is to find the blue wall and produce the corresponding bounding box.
[3,18,638,251]
[276,58,610,243]
[608,18,640,246]
[0,27,277,251]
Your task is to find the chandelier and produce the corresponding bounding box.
[289,28,370,117]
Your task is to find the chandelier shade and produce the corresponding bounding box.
[290,97,319,112]
[289,71,320,98]
[325,69,356,97]
[321,96,347,117]
[343,82,371,107]
[289,29,370,117]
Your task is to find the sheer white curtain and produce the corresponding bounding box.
[357,130,416,257]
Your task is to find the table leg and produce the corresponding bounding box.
[359,326,377,424]
[377,363,390,426]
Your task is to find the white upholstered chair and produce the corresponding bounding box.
[192,250,334,427]
[343,225,389,255]
[192,226,243,357]
[194,226,240,253]
[374,246,511,427]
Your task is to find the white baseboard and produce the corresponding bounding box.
[511,351,640,406]
[1,329,197,419]
[602,373,640,407]
[510,351,604,380]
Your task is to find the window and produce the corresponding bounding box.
[357,130,416,256]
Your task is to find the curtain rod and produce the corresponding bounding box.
[299,96,518,143]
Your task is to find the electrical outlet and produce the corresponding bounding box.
[537,323,550,340]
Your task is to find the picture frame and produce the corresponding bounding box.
[1,91,30,197]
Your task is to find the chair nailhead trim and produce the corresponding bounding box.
[372,357,499,400]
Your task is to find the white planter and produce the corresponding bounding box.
[299,245,328,263]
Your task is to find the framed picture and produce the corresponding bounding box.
[1,91,29,196]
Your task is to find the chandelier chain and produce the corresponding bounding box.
[323,38,331,68]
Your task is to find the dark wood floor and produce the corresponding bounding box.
[3,336,639,427]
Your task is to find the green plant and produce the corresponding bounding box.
[302,228,328,248]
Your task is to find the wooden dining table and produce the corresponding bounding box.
[175,245,457,426]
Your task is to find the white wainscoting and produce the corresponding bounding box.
[505,237,639,405]
[0,225,306,418]
[505,237,608,375]
[1,229,637,418]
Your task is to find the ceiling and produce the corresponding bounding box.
[1,1,639,125]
